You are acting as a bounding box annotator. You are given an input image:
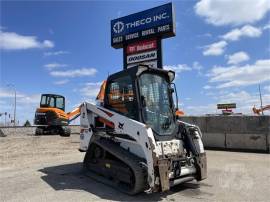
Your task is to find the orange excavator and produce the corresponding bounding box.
[253,105,270,115]
[34,94,80,136]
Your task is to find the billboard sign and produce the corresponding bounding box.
[217,103,236,109]
[111,3,175,48]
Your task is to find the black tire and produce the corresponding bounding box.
[35,127,44,136]
[60,126,71,137]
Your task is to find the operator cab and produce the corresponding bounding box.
[40,94,65,111]
[104,65,178,139]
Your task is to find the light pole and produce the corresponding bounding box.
[6,84,16,127]
[259,84,264,115]
[4,112,7,126]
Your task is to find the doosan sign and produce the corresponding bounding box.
[127,50,157,64]
[111,3,175,48]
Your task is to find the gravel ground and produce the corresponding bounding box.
[0,134,269,202]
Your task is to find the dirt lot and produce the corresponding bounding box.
[0,134,269,202]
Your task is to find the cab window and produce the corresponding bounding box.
[106,76,136,119]
[41,95,47,105]
[56,97,64,110]
[49,97,55,107]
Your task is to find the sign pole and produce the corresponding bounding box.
[157,38,162,68]
[123,46,127,69]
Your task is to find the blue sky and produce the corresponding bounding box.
[0,0,270,125]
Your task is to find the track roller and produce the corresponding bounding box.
[83,138,147,195]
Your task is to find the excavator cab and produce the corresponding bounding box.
[40,94,65,111]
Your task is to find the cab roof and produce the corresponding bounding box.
[107,65,175,83]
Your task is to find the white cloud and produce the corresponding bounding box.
[17,94,40,104]
[44,51,70,56]
[80,82,103,98]
[0,30,54,50]
[50,68,97,78]
[222,25,262,41]
[0,88,15,98]
[217,90,270,114]
[164,64,192,77]
[164,62,203,77]
[195,0,270,26]
[227,51,250,65]
[192,61,203,71]
[186,104,217,115]
[197,33,212,38]
[186,90,270,115]
[0,88,41,125]
[208,59,270,88]
[0,88,40,103]
[203,85,212,90]
[44,63,68,70]
[218,91,256,104]
[192,61,204,75]
[54,79,69,85]
[0,88,24,98]
[203,40,227,56]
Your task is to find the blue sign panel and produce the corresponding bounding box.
[111,3,175,48]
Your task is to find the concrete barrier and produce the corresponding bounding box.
[202,133,226,148]
[226,133,267,151]
[1,116,269,153]
[180,116,270,153]
[0,125,80,136]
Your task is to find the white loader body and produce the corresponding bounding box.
[79,102,206,192]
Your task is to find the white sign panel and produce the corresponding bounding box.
[141,60,158,68]
[127,50,157,64]
[127,60,158,69]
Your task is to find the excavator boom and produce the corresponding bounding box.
[253,105,270,115]
[67,107,81,123]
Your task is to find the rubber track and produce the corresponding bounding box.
[84,138,147,195]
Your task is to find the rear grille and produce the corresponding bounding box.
[35,114,47,125]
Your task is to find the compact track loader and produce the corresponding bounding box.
[79,65,207,194]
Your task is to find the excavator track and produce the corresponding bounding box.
[83,137,147,195]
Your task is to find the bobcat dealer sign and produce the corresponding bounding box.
[126,39,158,68]
[111,3,176,69]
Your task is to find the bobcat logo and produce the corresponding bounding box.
[118,122,124,129]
